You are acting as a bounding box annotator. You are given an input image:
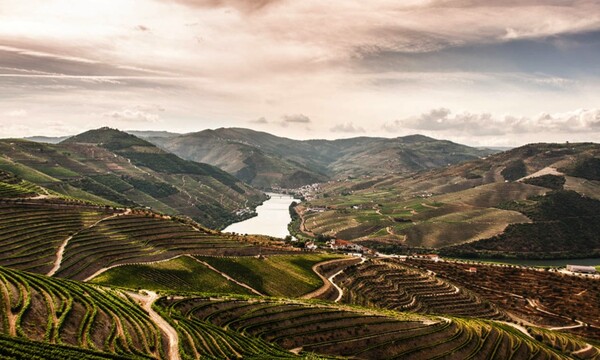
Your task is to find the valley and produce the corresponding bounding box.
[5,1,600,358]
[0,129,598,359]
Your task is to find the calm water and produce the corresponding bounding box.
[223,193,295,238]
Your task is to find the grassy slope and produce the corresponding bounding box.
[91,256,252,295]
[196,254,344,297]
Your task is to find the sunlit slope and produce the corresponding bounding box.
[91,254,343,298]
[297,142,600,257]
[0,260,592,359]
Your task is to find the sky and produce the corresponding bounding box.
[1,0,600,146]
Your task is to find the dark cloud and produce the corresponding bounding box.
[330,122,365,133]
[358,30,600,78]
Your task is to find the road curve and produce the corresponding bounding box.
[127,290,181,360]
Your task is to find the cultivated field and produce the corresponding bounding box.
[337,259,505,320]
[404,259,600,340]
[157,296,571,359]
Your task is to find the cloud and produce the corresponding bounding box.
[330,122,365,134]
[3,109,27,117]
[384,108,600,136]
[282,114,311,124]
[101,105,164,123]
[249,116,268,124]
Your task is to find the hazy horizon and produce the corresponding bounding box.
[1,0,600,146]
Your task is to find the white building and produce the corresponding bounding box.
[566,265,597,274]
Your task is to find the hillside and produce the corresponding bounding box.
[0,127,267,229]
[0,264,590,360]
[0,189,597,359]
[0,198,293,281]
[148,127,494,189]
[295,142,600,258]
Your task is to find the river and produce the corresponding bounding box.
[223,193,295,238]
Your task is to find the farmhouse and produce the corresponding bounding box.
[329,239,364,252]
[566,265,597,274]
[413,254,440,262]
[466,267,477,273]
[305,241,318,251]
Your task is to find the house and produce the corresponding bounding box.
[416,254,440,262]
[329,239,364,252]
[566,265,597,274]
[305,241,318,251]
[466,267,477,273]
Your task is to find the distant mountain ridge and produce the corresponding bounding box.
[147,127,495,188]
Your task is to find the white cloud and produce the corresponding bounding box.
[3,109,27,117]
[385,108,600,136]
[249,116,268,124]
[101,105,164,123]
[330,122,365,133]
[281,114,311,126]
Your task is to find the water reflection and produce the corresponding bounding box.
[223,193,295,238]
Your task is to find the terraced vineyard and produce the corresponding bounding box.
[0,334,138,360]
[157,297,568,359]
[56,213,299,281]
[528,327,600,359]
[336,259,505,320]
[404,259,600,340]
[0,199,294,283]
[0,266,163,358]
[0,201,112,274]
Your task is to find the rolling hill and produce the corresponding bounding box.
[295,142,600,258]
[0,127,267,229]
[147,128,495,189]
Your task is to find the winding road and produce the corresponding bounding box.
[127,290,180,360]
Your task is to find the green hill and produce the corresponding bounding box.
[0,128,267,229]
